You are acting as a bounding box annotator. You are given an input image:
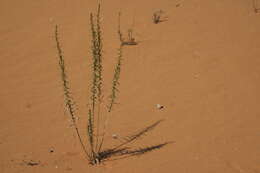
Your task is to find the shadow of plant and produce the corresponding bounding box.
[98,142,172,163]
[92,120,173,164]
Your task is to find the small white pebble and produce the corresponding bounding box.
[112,134,118,139]
[156,104,164,109]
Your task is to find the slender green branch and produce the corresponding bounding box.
[55,25,90,160]
[108,45,123,112]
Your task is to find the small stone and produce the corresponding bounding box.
[49,147,55,153]
[156,104,164,109]
[26,160,40,166]
[112,134,118,139]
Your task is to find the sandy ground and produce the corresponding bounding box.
[1,0,260,172]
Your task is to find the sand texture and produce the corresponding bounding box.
[1,0,260,172]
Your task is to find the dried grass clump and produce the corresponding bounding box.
[153,10,168,24]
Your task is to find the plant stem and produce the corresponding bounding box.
[55,25,90,160]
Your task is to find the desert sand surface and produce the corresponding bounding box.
[1,0,260,172]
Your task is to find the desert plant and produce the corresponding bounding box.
[117,12,138,46]
[153,10,168,24]
[107,13,124,112]
[54,25,90,159]
[55,4,170,165]
[88,5,103,163]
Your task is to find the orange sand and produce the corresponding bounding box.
[1,0,260,172]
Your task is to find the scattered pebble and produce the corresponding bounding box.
[23,160,40,166]
[156,104,164,110]
[112,134,118,139]
[49,148,54,153]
